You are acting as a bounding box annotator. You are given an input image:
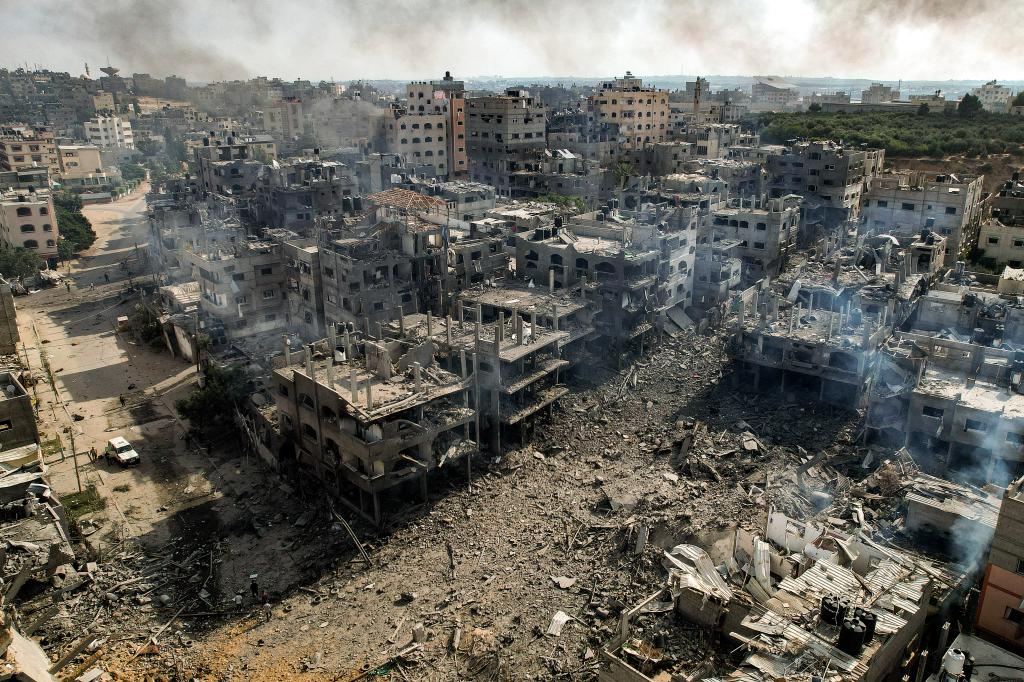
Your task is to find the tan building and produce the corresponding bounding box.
[0,126,60,176]
[385,82,449,177]
[57,144,118,191]
[979,219,1024,268]
[0,188,59,267]
[586,72,669,150]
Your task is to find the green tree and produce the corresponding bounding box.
[135,138,160,157]
[119,163,147,183]
[0,246,44,279]
[958,94,983,118]
[917,102,930,116]
[807,103,822,113]
[175,364,251,436]
[1013,92,1024,108]
[537,193,586,214]
[613,161,634,189]
[54,191,97,254]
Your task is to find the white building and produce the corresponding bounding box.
[85,115,135,150]
[970,80,1014,113]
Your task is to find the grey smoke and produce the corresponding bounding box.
[1,0,1021,81]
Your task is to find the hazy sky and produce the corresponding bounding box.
[1,0,1021,83]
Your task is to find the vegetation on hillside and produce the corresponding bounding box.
[54,191,97,255]
[757,110,1024,158]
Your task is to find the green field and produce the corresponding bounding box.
[757,111,1024,158]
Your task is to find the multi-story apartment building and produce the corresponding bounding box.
[319,189,447,331]
[750,78,800,111]
[586,72,669,150]
[508,149,603,208]
[686,123,757,159]
[271,330,476,523]
[465,89,546,196]
[193,135,276,199]
[767,140,886,229]
[431,72,468,178]
[254,157,360,234]
[970,80,1014,113]
[860,83,898,104]
[0,126,59,176]
[56,144,120,191]
[0,188,58,268]
[862,171,984,264]
[283,239,325,340]
[183,238,286,342]
[385,82,449,178]
[85,115,134,149]
[710,195,801,284]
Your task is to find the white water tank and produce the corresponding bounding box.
[942,648,965,677]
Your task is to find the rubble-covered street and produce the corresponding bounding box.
[162,329,862,681]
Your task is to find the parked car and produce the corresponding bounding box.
[104,436,140,466]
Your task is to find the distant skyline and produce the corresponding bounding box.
[1,0,1022,84]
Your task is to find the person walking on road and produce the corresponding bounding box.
[119,394,126,408]
[64,281,71,293]
[250,577,259,599]
[104,272,110,283]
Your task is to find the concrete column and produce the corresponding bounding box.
[460,349,467,378]
[426,310,433,337]
[283,335,291,366]
[457,299,464,330]
[365,378,374,409]
[549,268,555,293]
[304,345,314,378]
[328,323,337,352]
[398,308,405,336]
[446,315,452,346]
[344,328,352,360]
[497,312,505,342]
[531,312,538,337]
[552,304,559,331]
[413,361,422,393]
[326,358,334,387]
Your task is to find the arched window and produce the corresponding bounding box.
[39,207,48,216]
[15,207,31,217]
[424,123,433,129]
[23,240,38,248]
[42,224,52,232]
[19,224,34,233]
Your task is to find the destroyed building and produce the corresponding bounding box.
[183,236,286,343]
[318,188,447,331]
[868,282,1024,485]
[710,194,801,285]
[453,283,596,449]
[271,327,477,524]
[601,472,975,682]
[767,141,886,234]
[253,156,360,234]
[733,238,929,410]
[512,201,699,343]
[862,171,985,265]
[283,238,325,340]
[465,89,546,197]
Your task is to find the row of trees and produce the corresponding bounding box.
[758,108,1024,159]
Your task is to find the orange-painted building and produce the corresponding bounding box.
[976,477,1024,654]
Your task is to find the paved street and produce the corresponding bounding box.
[17,184,207,542]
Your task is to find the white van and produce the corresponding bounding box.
[105,436,140,466]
